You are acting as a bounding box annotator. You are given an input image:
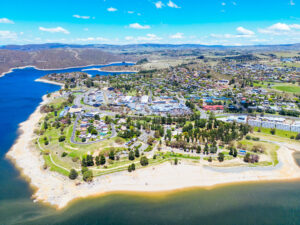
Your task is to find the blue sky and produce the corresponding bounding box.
[0,0,300,45]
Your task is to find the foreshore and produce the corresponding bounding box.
[35,78,64,87]
[82,68,138,73]
[5,95,300,210]
[0,61,137,78]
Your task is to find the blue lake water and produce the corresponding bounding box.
[1,64,300,225]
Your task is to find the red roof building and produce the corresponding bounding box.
[202,105,224,111]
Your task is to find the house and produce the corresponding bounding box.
[202,105,224,111]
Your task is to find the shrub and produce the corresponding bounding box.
[140,156,149,166]
[296,133,300,140]
[246,135,251,140]
[69,169,78,180]
[61,152,68,157]
[174,158,178,165]
[59,136,66,142]
[129,150,135,161]
[218,152,224,162]
[83,170,93,182]
[270,128,276,135]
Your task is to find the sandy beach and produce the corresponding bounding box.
[5,95,300,210]
[35,78,64,87]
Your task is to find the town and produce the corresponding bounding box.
[33,52,300,182]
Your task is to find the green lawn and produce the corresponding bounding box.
[273,85,300,93]
[253,127,298,139]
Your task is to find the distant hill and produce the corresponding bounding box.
[0,48,136,76]
[1,43,300,51]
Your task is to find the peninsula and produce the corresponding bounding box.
[6,52,300,209]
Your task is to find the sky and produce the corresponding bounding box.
[0,0,300,46]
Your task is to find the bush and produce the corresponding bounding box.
[61,152,68,157]
[218,152,224,162]
[246,135,251,140]
[59,136,66,142]
[270,128,276,135]
[83,170,93,182]
[252,137,260,141]
[72,156,79,162]
[140,156,149,166]
[128,163,136,172]
[69,169,78,180]
[174,158,178,165]
[129,150,135,161]
[296,133,300,140]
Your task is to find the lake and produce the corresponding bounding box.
[1,65,300,225]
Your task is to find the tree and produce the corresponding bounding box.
[69,169,78,180]
[95,156,100,166]
[128,163,136,172]
[233,148,238,157]
[59,136,66,142]
[140,156,149,166]
[295,133,300,140]
[83,170,93,182]
[86,155,94,166]
[43,121,48,130]
[100,154,106,165]
[174,158,178,165]
[218,152,224,162]
[109,149,115,160]
[129,150,135,161]
[135,148,140,158]
[270,128,276,135]
[196,145,201,154]
[244,153,251,163]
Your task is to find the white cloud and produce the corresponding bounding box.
[290,0,295,5]
[129,23,151,29]
[73,15,91,19]
[0,30,17,39]
[236,27,255,36]
[125,36,134,41]
[107,7,117,12]
[76,37,108,42]
[170,32,184,39]
[210,27,255,39]
[39,26,70,34]
[128,11,134,14]
[167,0,180,8]
[137,34,162,41]
[221,2,226,6]
[0,18,14,24]
[125,34,162,42]
[258,23,300,35]
[155,1,164,8]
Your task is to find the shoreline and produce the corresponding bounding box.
[35,78,64,87]
[82,68,138,73]
[0,61,137,78]
[5,95,300,210]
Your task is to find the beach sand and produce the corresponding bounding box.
[6,96,300,210]
[35,78,64,87]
